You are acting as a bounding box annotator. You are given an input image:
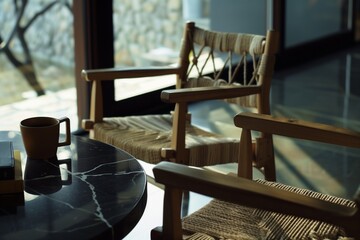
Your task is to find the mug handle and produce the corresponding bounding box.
[58,117,71,147]
[59,158,72,185]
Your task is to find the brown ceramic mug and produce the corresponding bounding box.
[20,117,71,160]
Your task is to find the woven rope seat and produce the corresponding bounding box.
[94,114,239,166]
[183,179,356,240]
[93,76,251,166]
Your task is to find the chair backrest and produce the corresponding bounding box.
[177,22,278,112]
[84,22,277,119]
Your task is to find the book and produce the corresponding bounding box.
[0,150,24,206]
[0,192,25,206]
[0,141,15,180]
[0,150,24,194]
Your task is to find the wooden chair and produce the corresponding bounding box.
[82,22,278,179]
[151,112,360,240]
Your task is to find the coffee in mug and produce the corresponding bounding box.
[20,117,71,160]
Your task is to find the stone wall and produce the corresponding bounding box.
[0,1,75,103]
[113,0,184,66]
[0,1,74,66]
[0,0,210,104]
[0,0,189,68]
[1,0,213,68]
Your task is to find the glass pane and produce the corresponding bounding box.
[209,0,266,34]
[285,0,352,47]
[113,0,187,100]
[0,1,75,130]
[112,0,266,100]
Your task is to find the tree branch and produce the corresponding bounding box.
[0,35,23,67]
[24,0,59,31]
[0,0,27,50]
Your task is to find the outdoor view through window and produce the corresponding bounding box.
[112,0,210,100]
[1,0,349,130]
[0,0,75,131]
[0,0,210,131]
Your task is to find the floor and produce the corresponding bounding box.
[0,88,78,133]
[1,45,360,239]
[123,45,360,239]
[189,45,360,200]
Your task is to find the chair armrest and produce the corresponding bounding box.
[82,66,180,81]
[234,112,360,148]
[153,161,359,235]
[161,85,262,103]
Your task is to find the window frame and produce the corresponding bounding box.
[74,0,358,125]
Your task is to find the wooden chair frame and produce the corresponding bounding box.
[152,112,360,239]
[82,22,278,179]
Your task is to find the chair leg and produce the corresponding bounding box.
[264,135,276,181]
[152,191,189,240]
[256,135,276,181]
[163,186,183,239]
[264,156,276,181]
[151,226,164,240]
[181,190,190,217]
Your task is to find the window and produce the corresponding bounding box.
[111,0,267,101]
[0,0,75,131]
[285,0,353,48]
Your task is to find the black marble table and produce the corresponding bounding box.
[0,131,147,240]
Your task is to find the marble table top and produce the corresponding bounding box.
[0,131,147,240]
